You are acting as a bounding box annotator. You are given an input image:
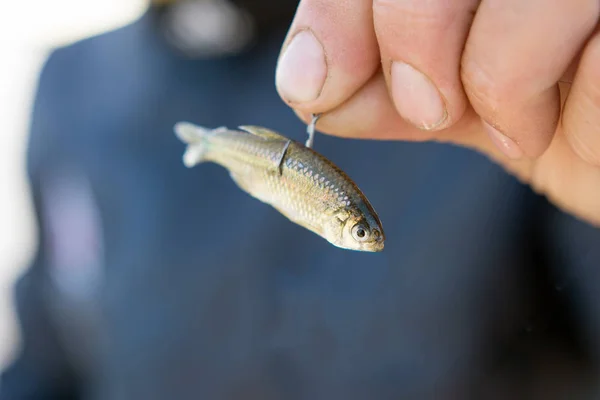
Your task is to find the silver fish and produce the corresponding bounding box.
[175,122,384,252]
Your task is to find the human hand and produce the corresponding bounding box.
[275,0,600,226]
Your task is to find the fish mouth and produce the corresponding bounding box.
[356,241,385,253]
[367,233,385,252]
[331,241,384,253]
[369,242,385,252]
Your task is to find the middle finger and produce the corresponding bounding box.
[461,0,599,159]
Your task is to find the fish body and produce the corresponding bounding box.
[175,122,384,252]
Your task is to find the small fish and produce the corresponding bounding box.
[174,122,385,252]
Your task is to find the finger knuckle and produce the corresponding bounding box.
[583,36,600,103]
[563,35,600,167]
[373,0,459,27]
[461,56,514,112]
[579,0,600,27]
[565,126,600,167]
[373,0,443,13]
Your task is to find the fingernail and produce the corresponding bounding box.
[391,62,447,130]
[276,30,327,104]
[484,121,523,159]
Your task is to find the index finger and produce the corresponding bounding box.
[373,0,479,131]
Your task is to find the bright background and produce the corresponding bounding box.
[0,0,148,370]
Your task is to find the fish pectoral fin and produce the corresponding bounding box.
[238,126,288,141]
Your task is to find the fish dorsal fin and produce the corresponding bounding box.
[238,125,288,141]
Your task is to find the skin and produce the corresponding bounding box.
[275,0,600,227]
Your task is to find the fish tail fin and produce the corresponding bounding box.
[174,121,214,168]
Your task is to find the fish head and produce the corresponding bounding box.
[326,204,385,252]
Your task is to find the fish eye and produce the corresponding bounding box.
[351,224,370,242]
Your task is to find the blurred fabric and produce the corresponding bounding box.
[0,0,149,372]
[2,2,600,399]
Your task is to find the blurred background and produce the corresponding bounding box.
[1,1,599,398]
[0,0,148,371]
